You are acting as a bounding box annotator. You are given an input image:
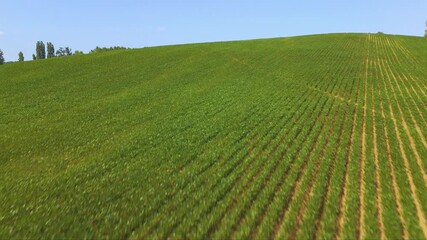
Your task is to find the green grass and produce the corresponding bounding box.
[1,33,426,239]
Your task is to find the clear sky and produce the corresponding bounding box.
[0,0,426,61]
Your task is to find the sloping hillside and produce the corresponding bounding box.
[1,33,426,239]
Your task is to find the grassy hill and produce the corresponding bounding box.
[1,33,426,239]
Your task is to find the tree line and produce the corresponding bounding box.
[0,41,76,64]
[32,41,74,60]
[0,42,128,64]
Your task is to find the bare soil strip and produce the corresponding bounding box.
[312,39,360,240]
[380,59,427,186]
[308,63,357,240]
[334,36,366,240]
[387,38,427,96]
[225,93,324,239]
[270,97,337,240]
[200,99,302,238]
[236,45,351,240]
[269,41,354,240]
[313,88,350,240]
[371,83,386,240]
[247,96,327,240]
[373,47,410,239]
[376,36,427,238]
[386,99,427,239]
[382,37,427,149]
[407,73,427,98]
[385,67,427,164]
[397,72,427,130]
[379,98,409,240]
[286,39,357,240]
[334,101,358,240]
[287,101,343,240]
[390,37,421,65]
[384,38,403,65]
[357,37,370,240]
[152,92,294,238]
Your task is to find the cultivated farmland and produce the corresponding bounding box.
[0,33,426,239]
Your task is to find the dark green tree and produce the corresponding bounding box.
[32,54,36,60]
[56,47,73,56]
[65,47,73,56]
[90,46,128,53]
[47,42,55,58]
[36,41,46,59]
[18,51,24,62]
[0,49,4,65]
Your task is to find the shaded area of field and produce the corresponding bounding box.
[0,33,426,239]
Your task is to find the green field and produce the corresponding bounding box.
[1,33,426,239]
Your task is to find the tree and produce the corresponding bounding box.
[65,47,73,56]
[56,47,73,57]
[90,46,128,53]
[74,50,84,55]
[0,49,4,65]
[36,41,46,59]
[18,51,24,62]
[425,21,427,37]
[32,54,36,60]
[47,42,55,58]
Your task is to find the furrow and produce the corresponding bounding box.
[357,36,370,240]
[374,41,410,238]
[380,58,427,185]
[287,93,344,240]
[381,75,427,240]
[378,97,409,240]
[334,74,361,240]
[376,36,427,239]
[246,95,327,239]
[207,93,317,240]
[310,90,351,239]
[396,72,427,131]
[314,37,360,240]
[226,94,326,240]
[381,37,427,150]
[175,87,313,239]
[371,80,385,240]
[269,96,335,239]
[270,41,353,239]
[143,94,292,238]
[130,89,287,238]
[292,37,360,240]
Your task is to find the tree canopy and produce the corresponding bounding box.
[47,42,55,58]
[90,46,128,54]
[36,41,46,59]
[56,47,73,57]
[0,49,4,65]
[18,52,24,62]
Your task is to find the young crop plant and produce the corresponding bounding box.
[1,33,426,239]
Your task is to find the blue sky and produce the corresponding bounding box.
[0,0,426,61]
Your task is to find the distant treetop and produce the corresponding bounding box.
[56,47,73,57]
[18,51,24,62]
[36,41,46,59]
[0,49,4,65]
[90,46,128,54]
